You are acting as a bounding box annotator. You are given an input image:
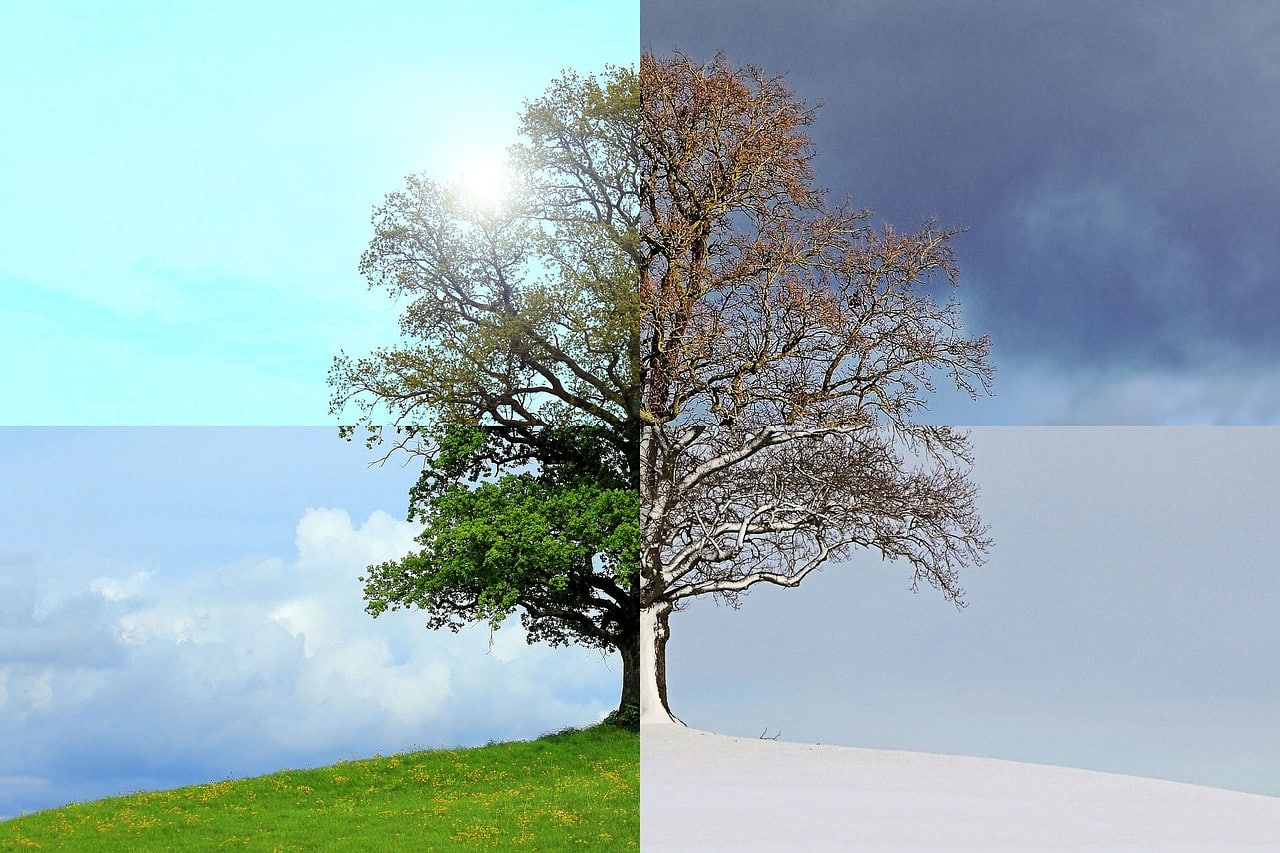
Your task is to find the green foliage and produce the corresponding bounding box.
[330,64,642,717]
[364,426,637,651]
[1,725,639,851]
[603,702,640,731]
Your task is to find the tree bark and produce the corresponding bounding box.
[640,599,683,725]
[614,630,640,726]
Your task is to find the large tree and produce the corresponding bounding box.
[638,52,994,724]
[330,65,643,725]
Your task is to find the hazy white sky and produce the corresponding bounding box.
[665,428,1280,798]
[0,1,636,424]
[0,428,619,820]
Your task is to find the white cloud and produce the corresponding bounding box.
[269,597,330,657]
[0,505,617,818]
[294,506,419,573]
[90,571,151,602]
[0,667,57,721]
[301,637,452,727]
[115,608,205,646]
[488,620,529,663]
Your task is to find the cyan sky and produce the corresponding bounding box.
[1,1,636,424]
[0,428,618,820]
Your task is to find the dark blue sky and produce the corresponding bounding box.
[643,0,1280,423]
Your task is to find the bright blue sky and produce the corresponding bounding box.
[668,427,1280,798]
[0,428,619,820]
[0,1,636,424]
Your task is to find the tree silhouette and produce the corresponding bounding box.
[638,51,993,724]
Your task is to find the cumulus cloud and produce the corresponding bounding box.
[89,571,151,603]
[0,505,617,819]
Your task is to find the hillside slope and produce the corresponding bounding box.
[641,725,1280,851]
[3,724,638,851]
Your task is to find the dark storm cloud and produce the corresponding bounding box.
[643,0,1280,421]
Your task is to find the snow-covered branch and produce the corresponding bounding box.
[637,51,992,724]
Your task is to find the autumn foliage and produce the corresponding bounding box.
[637,52,993,722]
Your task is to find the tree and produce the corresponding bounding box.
[638,52,994,724]
[330,65,643,725]
[362,425,639,718]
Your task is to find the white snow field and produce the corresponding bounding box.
[641,725,1280,851]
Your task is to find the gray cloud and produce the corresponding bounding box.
[643,0,1280,421]
[0,586,126,669]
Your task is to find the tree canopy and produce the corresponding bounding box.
[362,424,639,719]
[332,50,993,731]
[330,65,640,459]
[638,51,994,724]
[331,64,643,725]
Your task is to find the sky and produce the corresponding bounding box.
[0,428,620,820]
[664,427,1280,798]
[0,1,636,820]
[7,0,1280,824]
[0,1,636,424]
[642,0,1280,424]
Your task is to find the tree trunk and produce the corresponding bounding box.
[614,630,640,727]
[640,599,683,725]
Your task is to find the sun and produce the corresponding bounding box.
[455,148,512,209]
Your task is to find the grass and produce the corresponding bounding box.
[0,723,638,851]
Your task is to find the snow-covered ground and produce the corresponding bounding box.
[641,725,1280,851]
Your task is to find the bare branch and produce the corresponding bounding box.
[638,52,993,722]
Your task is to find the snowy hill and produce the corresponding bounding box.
[641,725,1280,851]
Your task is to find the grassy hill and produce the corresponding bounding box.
[1,723,638,851]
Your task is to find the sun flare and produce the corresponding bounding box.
[455,149,512,209]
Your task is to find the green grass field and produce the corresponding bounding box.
[0,723,638,851]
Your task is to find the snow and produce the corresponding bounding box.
[641,725,1280,851]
